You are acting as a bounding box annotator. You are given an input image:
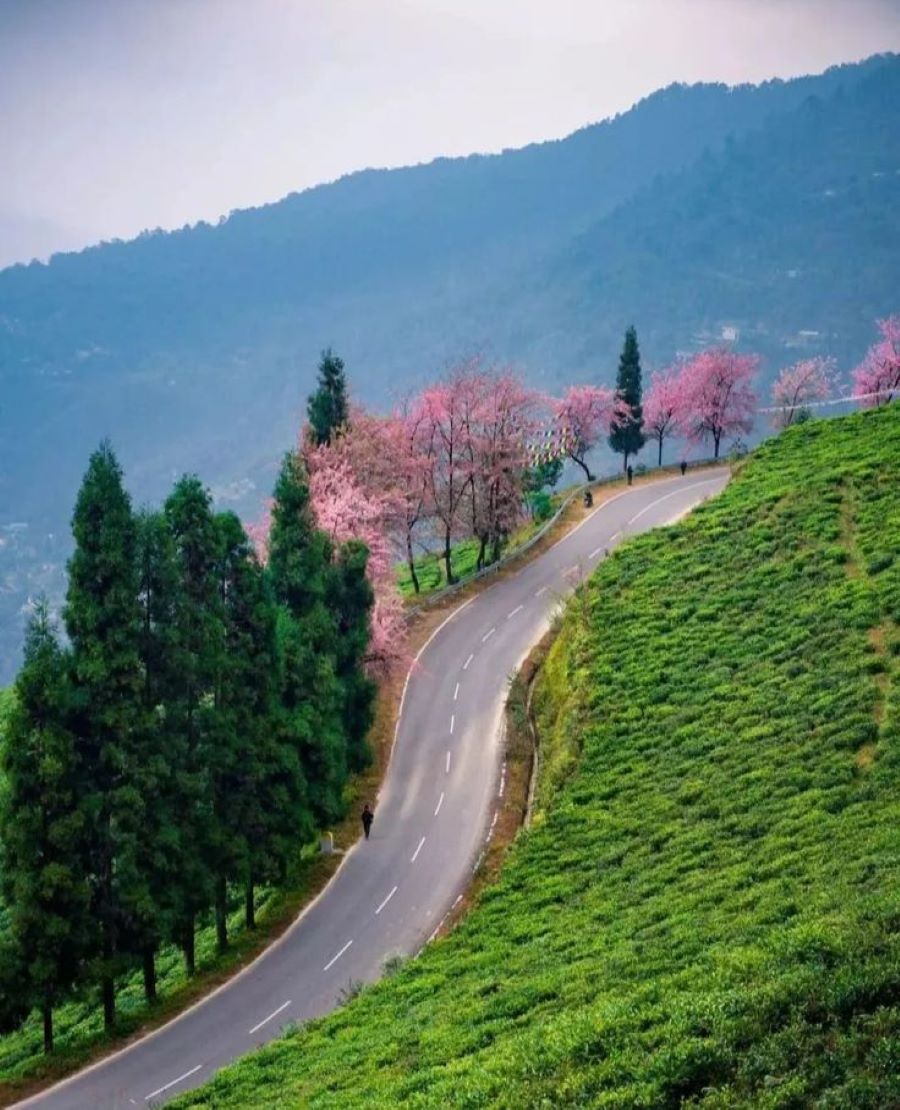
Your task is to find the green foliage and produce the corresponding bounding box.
[176,405,899,1109]
[608,324,646,466]
[0,442,376,1070]
[523,457,563,495]
[64,442,148,1027]
[0,604,90,1050]
[268,452,348,826]
[307,349,349,448]
[527,490,553,523]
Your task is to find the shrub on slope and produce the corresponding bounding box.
[177,406,900,1108]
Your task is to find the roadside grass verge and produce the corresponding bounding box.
[174,406,899,1108]
[396,495,566,599]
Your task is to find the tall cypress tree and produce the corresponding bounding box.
[267,452,347,825]
[307,348,349,447]
[65,442,147,1030]
[164,476,223,975]
[326,539,376,773]
[0,603,90,1052]
[131,509,181,1003]
[609,325,646,470]
[214,512,311,930]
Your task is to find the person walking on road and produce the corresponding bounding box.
[626,464,633,486]
[680,459,687,476]
[361,804,374,840]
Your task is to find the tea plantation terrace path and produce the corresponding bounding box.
[18,470,729,1110]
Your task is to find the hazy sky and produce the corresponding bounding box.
[1,0,898,268]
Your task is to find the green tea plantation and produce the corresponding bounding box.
[176,406,899,1108]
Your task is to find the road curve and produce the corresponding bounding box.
[18,470,729,1109]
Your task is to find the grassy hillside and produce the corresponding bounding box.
[176,405,899,1108]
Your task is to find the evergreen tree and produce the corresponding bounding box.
[267,452,347,824]
[215,513,311,929]
[131,509,181,1003]
[164,476,223,975]
[307,348,349,447]
[65,442,147,1030]
[326,539,376,773]
[608,326,646,470]
[1,602,90,1052]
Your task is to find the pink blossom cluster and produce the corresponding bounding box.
[852,316,900,408]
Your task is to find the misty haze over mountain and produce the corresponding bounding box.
[1,53,898,681]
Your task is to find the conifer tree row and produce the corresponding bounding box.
[0,442,374,1049]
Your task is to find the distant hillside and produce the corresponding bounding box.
[174,406,900,1108]
[0,54,896,681]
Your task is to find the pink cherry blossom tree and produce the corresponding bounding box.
[550,385,621,481]
[420,366,480,585]
[644,366,686,467]
[305,448,407,676]
[463,370,541,569]
[852,315,900,408]
[680,347,758,458]
[769,357,835,428]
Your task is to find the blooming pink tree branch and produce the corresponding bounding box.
[463,370,541,569]
[644,366,686,467]
[306,449,407,677]
[680,347,758,458]
[770,357,835,428]
[550,385,622,481]
[852,316,900,408]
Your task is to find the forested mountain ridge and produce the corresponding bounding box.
[0,53,897,683]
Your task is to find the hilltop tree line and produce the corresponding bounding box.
[0,434,375,1051]
[286,318,898,673]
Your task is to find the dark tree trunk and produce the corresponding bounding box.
[42,1002,53,1054]
[245,878,256,930]
[143,945,157,1005]
[443,528,455,585]
[572,456,595,482]
[657,436,663,467]
[215,875,228,953]
[476,536,487,572]
[405,533,420,594]
[183,918,196,977]
[714,432,721,459]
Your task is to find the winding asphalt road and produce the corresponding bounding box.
[18,469,728,1109]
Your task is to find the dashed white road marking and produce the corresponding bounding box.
[507,604,524,620]
[534,585,548,597]
[446,750,451,773]
[145,1065,203,1102]
[610,531,621,543]
[453,681,460,701]
[323,939,353,972]
[463,653,474,670]
[563,564,579,577]
[489,811,499,835]
[482,627,496,643]
[628,478,721,526]
[375,885,398,915]
[411,836,426,863]
[453,894,463,907]
[248,1000,291,1036]
[589,545,606,559]
[434,791,445,816]
[450,713,455,735]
